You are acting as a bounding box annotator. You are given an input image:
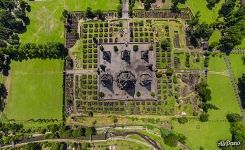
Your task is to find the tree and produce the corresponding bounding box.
[206,0,221,9]
[238,74,245,108]
[161,39,170,50]
[226,113,242,123]
[88,111,93,117]
[151,92,155,97]
[85,7,95,19]
[199,113,209,122]
[99,92,105,98]
[164,133,179,147]
[166,67,173,76]
[114,46,118,52]
[144,0,156,11]
[133,45,138,52]
[95,9,104,20]
[219,0,236,17]
[136,91,141,97]
[178,117,188,124]
[117,4,122,18]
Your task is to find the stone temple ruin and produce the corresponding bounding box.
[98,43,157,100]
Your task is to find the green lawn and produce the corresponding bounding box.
[209,30,221,45]
[3,59,64,123]
[178,0,225,24]
[20,0,119,43]
[173,56,241,149]
[208,55,227,72]
[229,54,245,81]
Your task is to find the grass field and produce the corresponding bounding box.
[173,59,241,149]
[3,59,64,123]
[209,30,221,45]
[20,0,119,43]
[208,55,227,72]
[229,54,245,81]
[178,0,225,24]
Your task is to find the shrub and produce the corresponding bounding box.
[133,45,138,52]
[193,111,198,116]
[136,91,141,97]
[156,72,163,78]
[200,113,209,122]
[166,67,173,76]
[178,117,188,124]
[99,92,105,98]
[226,113,242,122]
[164,133,178,147]
[151,92,155,97]
[114,46,118,52]
[161,39,170,50]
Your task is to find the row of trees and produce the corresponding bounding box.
[195,80,218,122]
[0,123,97,145]
[0,0,30,48]
[238,74,245,108]
[0,43,67,61]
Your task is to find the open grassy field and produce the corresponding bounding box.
[178,0,225,24]
[19,0,119,43]
[3,59,64,123]
[229,54,245,81]
[208,55,227,72]
[209,30,221,45]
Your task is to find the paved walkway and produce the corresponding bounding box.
[122,0,129,19]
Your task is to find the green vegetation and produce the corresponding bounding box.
[238,74,245,108]
[19,0,119,43]
[178,0,225,24]
[229,54,245,81]
[3,59,64,124]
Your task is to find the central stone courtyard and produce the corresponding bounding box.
[98,43,157,100]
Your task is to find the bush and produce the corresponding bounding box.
[133,45,138,52]
[193,111,198,116]
[178,117,188,124]
[136,91,141,97]
[199,113,209,122]
[161,39,170,50]
[164,133,178,147]
[166,67,173,76]
[151,92,155,97]
[156,72,163,78]
[114,46,118,52]
[99,92,105,98]
[226,113,242,122]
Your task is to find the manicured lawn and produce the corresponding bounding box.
[229,54,245,81]
[19,0,64,43]
[208,55,227,72]
[173,119,231,150]
[178,0,225,24]
[20,0,119,43]
[209,30,221,45]
[3,59,64,123]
